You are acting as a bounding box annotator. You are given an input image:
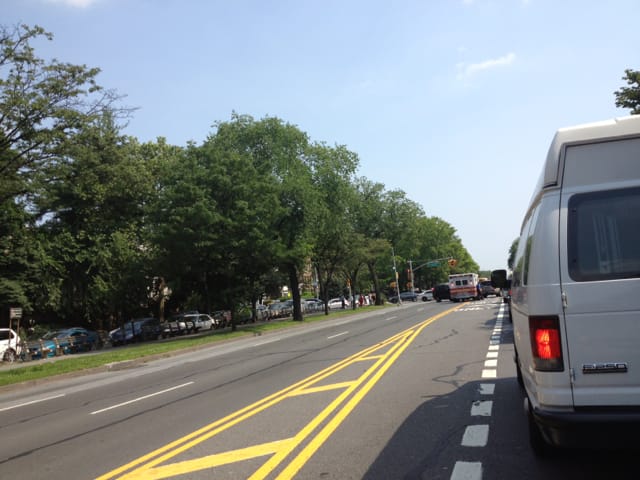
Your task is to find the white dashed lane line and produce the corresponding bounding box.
[461,424,490,447]
[450,302,508,480]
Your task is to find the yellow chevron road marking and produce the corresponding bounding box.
[98,305,460,479]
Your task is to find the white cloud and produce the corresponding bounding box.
[457,52,516,80]
[44,0,100,7]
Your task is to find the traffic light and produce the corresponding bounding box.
[448,258,457,267]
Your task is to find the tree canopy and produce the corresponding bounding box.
[614,69,640,115]
[0,23,484,330]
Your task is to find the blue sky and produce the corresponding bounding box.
[4,0,639,270]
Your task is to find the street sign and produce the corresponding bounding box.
[9,307,22,319]
[426,261,440,267]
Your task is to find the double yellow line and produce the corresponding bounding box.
[98,307,458,479]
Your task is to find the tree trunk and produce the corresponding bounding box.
[288,263,303,321]
[367,262,383,306]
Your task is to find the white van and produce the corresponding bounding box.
[493,115,640,454]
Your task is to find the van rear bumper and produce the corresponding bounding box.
[532,405,640,448]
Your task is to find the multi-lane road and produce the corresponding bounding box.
[0,299,634,479]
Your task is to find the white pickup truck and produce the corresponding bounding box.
[0,328,22,362]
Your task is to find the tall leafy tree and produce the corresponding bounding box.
[614,69,640,115]
[206,114,315,322]
[350,178,391,305]
[376,189,425,294]
[307,143,359,313]
[150,115,303,328]
[0,23,128,203]
[37,115,154,328]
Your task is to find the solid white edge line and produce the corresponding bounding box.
[0,393,66,412]
[90,382,194,415]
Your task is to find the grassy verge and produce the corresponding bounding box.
[0,305,387,388]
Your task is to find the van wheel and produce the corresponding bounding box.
[528,406,555,457]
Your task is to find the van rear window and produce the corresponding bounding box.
[568,186,640,281]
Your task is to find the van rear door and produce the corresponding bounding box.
[559,137,640,407]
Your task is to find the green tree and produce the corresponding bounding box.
[376,189,425,296]
[307,143,359,313]
[205,114,314,323]
[37,116,155,328]
[150,114,310,328]
[614,69,640,115]
[0,24,128,203]
[350,178,391,305]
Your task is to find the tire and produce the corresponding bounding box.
[528,405,555,457]
[3,348,17,363]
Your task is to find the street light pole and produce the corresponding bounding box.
[409,259,414,292]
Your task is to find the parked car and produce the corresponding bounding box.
[267,302,282,319]
[328,298,349,309]
[182,313,216,331]
[304,299,324,312]
[389,291,418,303]
[211,310,231,328]
[29,327,100,358]
[417,289,433,301]
[0,328,22,362]
[140,317,162,340]
[161,315,195,337]
[256,304,270,321]
[432,283,450,302]
[110,317,159,346]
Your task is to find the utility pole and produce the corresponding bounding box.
[392,247,402,305]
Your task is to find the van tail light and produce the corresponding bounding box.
[529,315,564,371]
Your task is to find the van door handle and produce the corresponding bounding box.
[561,291,568,309]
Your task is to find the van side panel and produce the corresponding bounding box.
[559,137,640,407]
[512,191,574,409]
